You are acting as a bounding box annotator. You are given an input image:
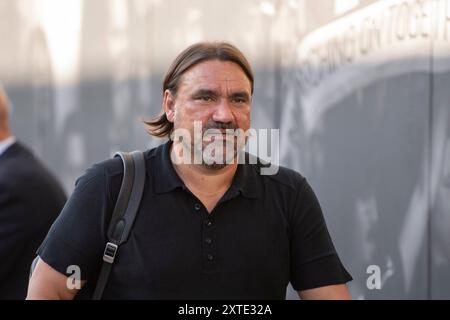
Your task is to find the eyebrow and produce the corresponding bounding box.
[191,89,220,98]
[230,91,251,101]
[191,89,250,101]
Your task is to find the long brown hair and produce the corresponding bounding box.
[144,42,254,138]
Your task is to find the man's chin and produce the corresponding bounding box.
[201,150,238,170]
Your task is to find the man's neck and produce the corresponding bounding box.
[170,143,238,197]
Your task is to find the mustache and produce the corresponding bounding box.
[203,122,239,132]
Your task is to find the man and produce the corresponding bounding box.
[0,85,67,299]
[27,42,352,299]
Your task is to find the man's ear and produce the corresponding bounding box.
[163,90,176,123]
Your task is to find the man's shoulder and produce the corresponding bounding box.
[80,148,155,184]
[88,155,124,179]
[0,143,54,185]
[0,142,30,173]
[246,154,306,192]
[0,143,66,209]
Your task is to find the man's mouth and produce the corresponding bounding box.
[204,133,235,142]
[203,129,236,138]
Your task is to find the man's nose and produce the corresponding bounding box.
[212,98,234,124]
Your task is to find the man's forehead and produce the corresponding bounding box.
[181,74,251,94]
[180,77,251,95]
[182,71,249,82]
[183,74,248,85]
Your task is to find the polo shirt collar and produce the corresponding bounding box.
[152,141,185,194]
[231,152,260,199]
[152,141,260,199]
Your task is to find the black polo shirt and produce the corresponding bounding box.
[38,141,351,299]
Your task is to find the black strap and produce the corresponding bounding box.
[92,151,146,300]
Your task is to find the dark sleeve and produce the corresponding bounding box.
[289,178,352,291]
[37,163,114,281]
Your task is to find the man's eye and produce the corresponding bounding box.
[196,96,212,102]
[232,98,246,104]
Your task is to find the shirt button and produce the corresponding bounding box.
[194,203,202,211]
[207,254,214,261]
[205,238,212,245]
[204,220,212,227]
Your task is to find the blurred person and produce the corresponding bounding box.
[0,85,67,299]
[27,42,352,300]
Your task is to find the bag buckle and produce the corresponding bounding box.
[103,242,118,264]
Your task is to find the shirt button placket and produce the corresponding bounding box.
[202,219,215,270]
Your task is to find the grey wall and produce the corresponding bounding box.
[280,0,450,299]
[1,0,449,299]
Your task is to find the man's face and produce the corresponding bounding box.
[165,59,252,168]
